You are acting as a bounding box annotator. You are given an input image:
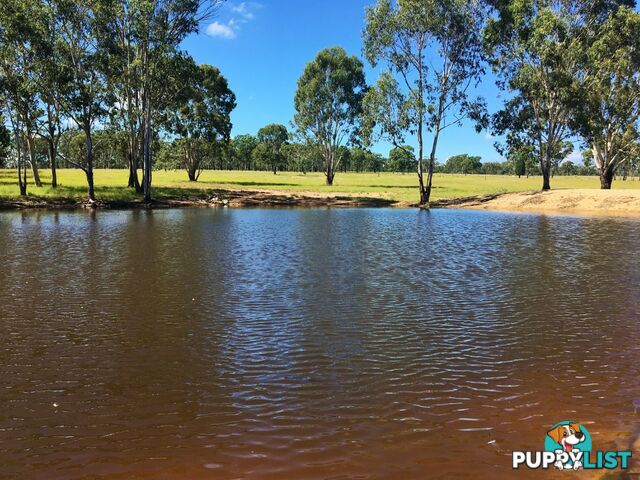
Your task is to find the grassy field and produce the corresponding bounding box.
[1,168,639,205]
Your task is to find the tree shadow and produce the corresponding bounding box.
[195,180,300,187]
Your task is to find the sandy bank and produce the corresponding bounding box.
[444,189,640,216]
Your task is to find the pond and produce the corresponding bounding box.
[0,208,638,479]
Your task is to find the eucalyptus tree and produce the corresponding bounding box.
[388,146,415,173]
[131,0,221,201]
[83,0,221,193]
[52,0,110,202]
[98,0,144,191]
[282,141,321,173]
[231,134,258,170]
[37,0,66,188]
[0,0,45,191]
[294,47,366,186]
[254,124,289,174]
[569,6,640,189]
[362,0,487,206]
[0,0,49,190]
[485,0,633,191]
[164,60,236,181]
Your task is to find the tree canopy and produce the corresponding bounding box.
[362,0,488,206]
[294,47,366,185]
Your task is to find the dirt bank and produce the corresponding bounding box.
[444,189,640,216]
[3,188,640,214]
[0,189,400,211]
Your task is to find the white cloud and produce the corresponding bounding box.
[230,2,255,21]
[484,132,494,140]
[206,2,261,39]
[206,21,237,39]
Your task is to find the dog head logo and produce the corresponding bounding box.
[544,421,592,470]
[547,423,586,452]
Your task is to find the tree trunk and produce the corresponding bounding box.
[542,172,551,190]
[18,155,27,196]
[127,123,143,193]
[44,103,60,189]
[325,151,334,186]
[421,120,440,207]
[600,167,614,189]
[48,139,58,188]
[326,171,334,186]
[128,161,141,191]
[142,95,153,203]
[420,182,429,205]
[541,155,551,190]
[17,142,27,196]
[27,136,42,187]
[84,125,96,202]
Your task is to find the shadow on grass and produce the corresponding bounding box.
[367,184,441,189]
[0,180,402,209]
[194,180,300,187]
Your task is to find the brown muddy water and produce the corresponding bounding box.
[0,208,639,479]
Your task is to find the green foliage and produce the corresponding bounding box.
[231,134,259,170]
[443,154,482,174]
[513,154,526,177]
[257,124,288,147]
[387,146,415,173]
[348,148,380,173]
[282,142,322,173]
[253,124,289,174]
[166,61,235,143]
[482,162,507,175]
[362,0,488,203]
[569,6,640,186]
[487,0,636,190]
[162,59,236,180]
[294,47,366,184]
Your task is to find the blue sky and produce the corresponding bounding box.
[181,0,513,163]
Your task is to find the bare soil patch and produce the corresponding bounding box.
[444,189,640,216]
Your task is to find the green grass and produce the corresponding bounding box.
[1,168,639,204]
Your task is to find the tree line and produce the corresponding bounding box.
[0,0,231,203]
[1,0,639,206]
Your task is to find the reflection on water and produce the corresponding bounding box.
[0,208,638,479]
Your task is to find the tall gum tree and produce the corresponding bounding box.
[164,60,236,181]
[485,0,634,191]
[129,0,223,202]
[362,0,487,206]
[254,124,289,175]
[0,0,48,191]
[54,0,109,203]
[37,1,65,189]
[570,6,640,189]
[96,0,223,199]
[293,47,366,186]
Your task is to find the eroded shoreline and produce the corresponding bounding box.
[2,188,640,216]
